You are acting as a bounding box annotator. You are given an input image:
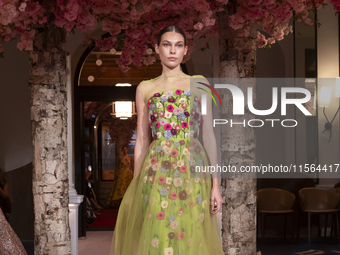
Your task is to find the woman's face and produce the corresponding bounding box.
[155,31,188,69]
[123,147,128,153]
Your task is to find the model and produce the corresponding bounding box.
[110,25,224,255]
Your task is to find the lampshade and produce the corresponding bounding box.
[335,77,340,98]
[319,86,332,107]
[114,101,133,118]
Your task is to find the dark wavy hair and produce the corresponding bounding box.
[157,25,187,47]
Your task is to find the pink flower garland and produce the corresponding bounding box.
[0,0,336,68]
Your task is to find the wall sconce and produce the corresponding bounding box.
[320,78,340,142]
[111,101,136,119]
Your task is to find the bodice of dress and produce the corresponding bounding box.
[147,88,201,142]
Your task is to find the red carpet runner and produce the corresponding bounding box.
[86,209,118,229]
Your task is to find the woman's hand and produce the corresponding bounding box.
[210,186,222,215]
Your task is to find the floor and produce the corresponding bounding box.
[78,231,113,255]
[78,232,340,255]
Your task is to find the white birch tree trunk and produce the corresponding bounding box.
[29,25,71,255]
[218,5,258,255]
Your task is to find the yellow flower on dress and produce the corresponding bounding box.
[161,200,168,209]
[152,163,159,171]
[173,178,183,187]
[157,132,161,138]
[151,238,159,248]
[182,148,189,155]
[150,150,155,155]
[164,247,173,255]
[177,159,184,167]
[150,197,157,206]
[170,220,179,230]
[164,147,172,155]
[200,213,204,223]
[185,187,192,194]
[161,141,167,147]
[148,212,153,219]
[143,176,147,183]
[165,112,172,118]
[187,238,193,247]
[166,177,172,185]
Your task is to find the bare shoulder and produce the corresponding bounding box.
[190,75,211,94]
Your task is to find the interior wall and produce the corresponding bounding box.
[0,38,32,172]
[0,39,33,241]
[317,1,340,188]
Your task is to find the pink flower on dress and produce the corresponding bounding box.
[164,123,172,130]
[157,211,165,220]
[151,158,157,164]
[189,120,194,126]
[181,122,188,129]
[180,165,187,173]
[158,176,166,185]
[166,105,174,112]
[170,150,178,158]
[155,122,160,128]
[170,192,177,200]
[181,103,187,109]
[177,232,185,240]
[175,89,182,95]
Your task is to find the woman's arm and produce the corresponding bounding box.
[200,78,222,215]
[134,84,151,176]
[0,183,8,200]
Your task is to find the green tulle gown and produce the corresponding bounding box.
[110,86,224,255]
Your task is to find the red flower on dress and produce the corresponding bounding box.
[180,165,187,173]
[158,176,166,185]
[171,150,178,158]
[177,232,185,240]
[170,192,177,200]
[157,211,165,220]
[151,158,157,164]
[175,125,181,131]
[179,208,184,216]
[181,103,187,109]
[165,185,171,191]
[159,111,165,117]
